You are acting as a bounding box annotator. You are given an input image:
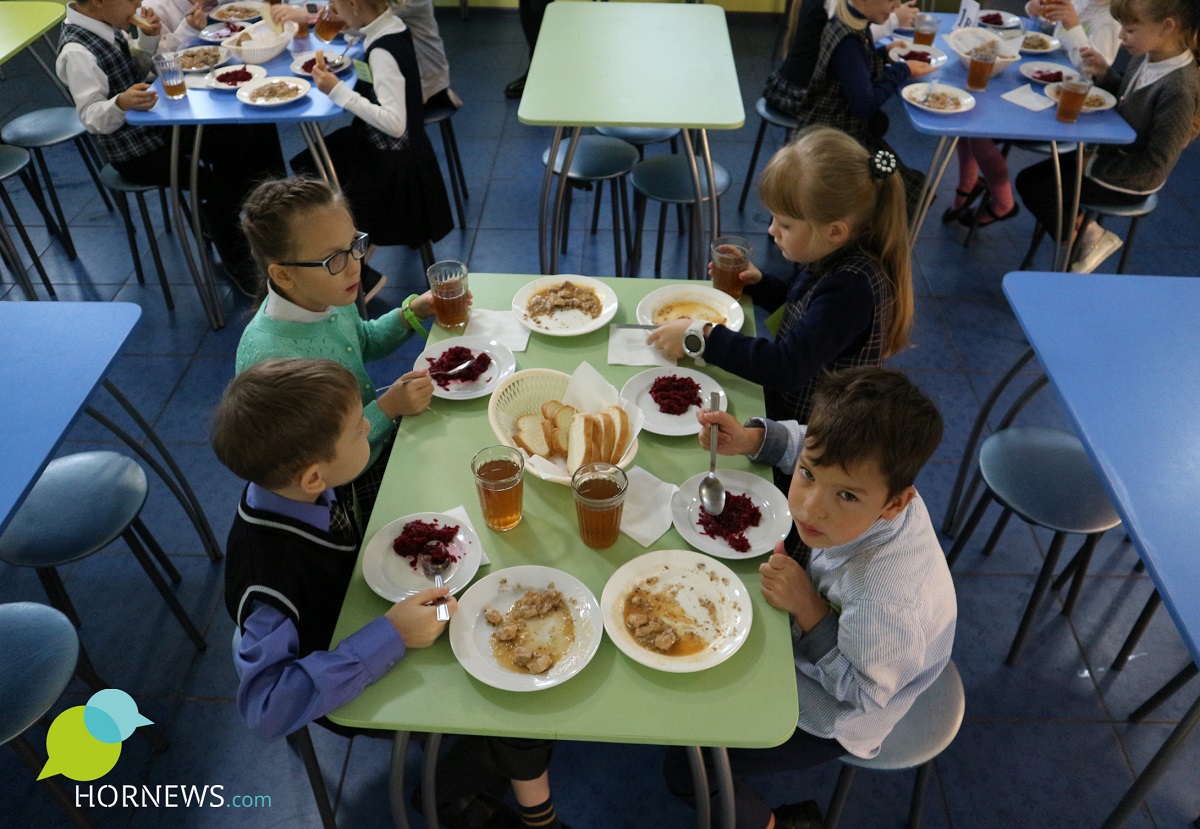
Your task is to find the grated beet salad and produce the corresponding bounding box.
[392,519,460,570]
[978,12,1005,24]
[697,492,762,553]
[1032,69,1064,83]
[898,50,931,62]
[426,346,492,389]
[216,67,252,85]
[649,374,703,415]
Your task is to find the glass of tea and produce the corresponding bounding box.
[472,445,524,532]
[571,462,628,550]
[709,236,752,300]
[313,4,346,43]
[913,13,940,46]
[1055,78,1093,123]
[965,48,997,92]
[152,53,187,100]
[426,260,470,330]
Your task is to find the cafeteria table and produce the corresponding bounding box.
[1003,271,1200,828]
[328,274,800,829]
[518,2,745,279]
[125,33,358,330]
[901,14,1135,270]
[0,302,221,559]
[0,1,69,99]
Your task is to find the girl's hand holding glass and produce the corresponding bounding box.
[705,259,763,288]
[379,368,434,417]
[1078,46,1108,76]
[271,4,309,25]
[697,410,765,457]
[895,1,920,29]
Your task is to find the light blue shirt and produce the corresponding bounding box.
[749,419,957,758]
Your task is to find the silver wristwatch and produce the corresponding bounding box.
[683,320,708,364]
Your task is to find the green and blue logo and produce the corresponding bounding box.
[39,689,154,782]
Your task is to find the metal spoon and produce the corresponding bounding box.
[420,551,451,622]
[375,358,472,394]
[698,391,726,516]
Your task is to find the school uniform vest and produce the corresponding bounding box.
[224,488,361,656]
[796,17,884,141]
[58,23,167,162]
[766,246,894,426]
[352,30,424,151]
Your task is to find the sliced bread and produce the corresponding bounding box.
[513,413,552,459]
[552,404,576,456]
[606,405,630,463]
[566,412,594,473]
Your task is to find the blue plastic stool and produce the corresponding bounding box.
[0,144,55,299]
[825,661,965,829]
[629,155,731,277]
[738,97,800,211]
[99,163,174,309]
[0,452,207,651]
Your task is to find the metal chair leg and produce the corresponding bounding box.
[590,182,603,234]
[738,118,769,211]
[11,736,95,829]
[824,764,857,829]
[1006,531,1068,666]
[655,202,668,276]
[30,147,76,259]
[288,726,338,829]
[1117,216,1140,274]
[1060,532,1101,617]
[610,179,622,276]
[979,507,1013,557]
[946,491,993,569]
[135,191,174,310]
[0,180,54,294]
[1020,223,1045,269]
[122,526,207,651]
[0,220,37,299]
[1129,663,1199,722]
[35,567,82,626]
[114,191,146,285]
[74,137,113,212]
[1111,590,1162,671]
[906,761,933,829]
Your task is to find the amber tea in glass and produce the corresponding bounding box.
[472,446,524,532]
[572,462,628,550]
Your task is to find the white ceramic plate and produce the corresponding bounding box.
[1044,82,1118,112]
[361,512,482,603]
[901,83,976,114]
[179,45,230,73]
[236,76,311,106]
[1020,31,1061,53]
[977,9,1022,28]
[450,566,602,692]
[209,1,264,23]
[205,63,267,90]
[887,41,948,68]
[512,275,619,336]
[619,367,725,437]
[634,283,745,332]
[671,470,792,558]
[199,20,252,41]
[601,549,752,673]
[289,50,353,77]
[415,336,516,401]
[1019,61,1079,84]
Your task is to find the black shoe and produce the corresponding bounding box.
[941,180,986,224]
[773,799,824,829]
[959,199,1020,228]
[504,75,526,99]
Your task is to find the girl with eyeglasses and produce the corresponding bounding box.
[235,176,438,521]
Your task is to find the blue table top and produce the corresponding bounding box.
[0,302,141,536]
[900,14,1135,144]
[1003,272,1200,664]
[126,34,356,126]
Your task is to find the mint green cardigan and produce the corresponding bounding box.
[235,304,417,466]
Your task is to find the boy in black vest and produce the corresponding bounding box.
[213,359,567,829]
[56,0,284,296]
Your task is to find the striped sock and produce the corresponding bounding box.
[518,797,561,828]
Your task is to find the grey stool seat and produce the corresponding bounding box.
[739,97,801,211]
[825,662,964,828]
[629,154,731,277]
[595,126,681,147]
[0,451,207,651]
[98,163,174,309]
[0,144,54,299]
[0,602,78,746]
[424,103,469,229]
[947,427,1121,665]
[1,107,113,261]
[543,135,640,275]
[1018,193,1158,273]
[1081,192,1158,217]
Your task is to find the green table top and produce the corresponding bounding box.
[0,2,64,66]
[517,2,745,130]
[328,274,799,748]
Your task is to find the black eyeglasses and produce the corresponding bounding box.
[277,231,369,276]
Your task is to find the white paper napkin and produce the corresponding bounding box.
[1002,83,1056,111]
[444,504,490,565]
[464,309,532,353]
[619,466,679,547]
[607,325,675,367]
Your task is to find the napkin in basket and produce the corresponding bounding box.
[464,309,532,352]
[619,466,679,546]
[443,504,490,565]
[1002,83,1056,111]
[607,324,675,367]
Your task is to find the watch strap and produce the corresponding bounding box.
[400,294,428,338]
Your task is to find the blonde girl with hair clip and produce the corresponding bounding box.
[235,177,437,523]
[1015,0,1200,272]
[649,126,913,433]
[280,0,453,282]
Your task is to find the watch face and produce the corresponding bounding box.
[684,332,704,355]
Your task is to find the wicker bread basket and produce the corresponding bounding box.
[221,21,298,65]
[487,368,638,485]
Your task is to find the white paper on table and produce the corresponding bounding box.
[443,504,490,565]
[619,466,679,547]
[463,309,532,353]
[607,325,675,367]
[955,0,980,28]
[1002,84,1056,111]
[997,33,1023,58]
[495,361,646,482]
